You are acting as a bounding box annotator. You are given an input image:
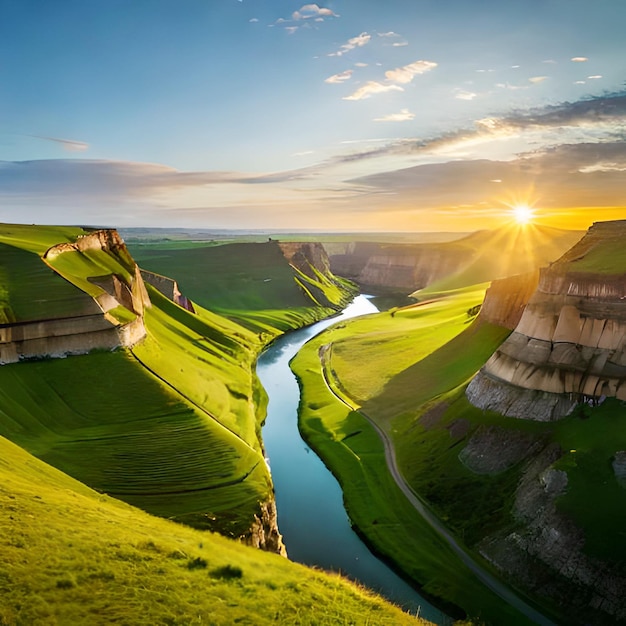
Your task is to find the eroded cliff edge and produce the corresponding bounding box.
[467,220,626,421]
[1,229,149,363]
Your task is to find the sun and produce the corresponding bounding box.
[512,204,534,224]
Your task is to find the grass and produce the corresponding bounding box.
[329,285,488,405]
[551,399,626,561]
[0,242,97,323]
[0,434,429,626]
[128,240,356,333]
[0,223,357,540]
[292,308,536,624]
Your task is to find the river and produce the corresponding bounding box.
[257,295,448,624]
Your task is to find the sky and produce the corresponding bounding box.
[1,0,625,232]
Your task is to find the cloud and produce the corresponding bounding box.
[347,141,626,210]
[31,135,89,152]
[588,75,603,79]
[249,18,259,23]
[343,81,404,101]
[325,69,353,84]
[329,32,371,57]
[292,4,337,20]
[571,57,588,62]
[385,60,437,84]
[528,76,548,84]
[373,109,415,122]
[454,89,477,101]
[342,59,436,101]
[285,26,298,34]
[330,91,626,165]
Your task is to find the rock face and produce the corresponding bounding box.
[327,226,583,295]
[279,241,331,278]
[467,220,626,421]
[0,230,150,364]
[479,444,626,624]
[328,241,469,293]
[141,269,195,312]
[477,271,540,330]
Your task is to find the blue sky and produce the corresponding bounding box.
[1,0,625,231]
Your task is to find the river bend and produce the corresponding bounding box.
[257,295,447,624]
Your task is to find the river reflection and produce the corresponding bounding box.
[258,295,448,624]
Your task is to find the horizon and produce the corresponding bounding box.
[1,1,625,231]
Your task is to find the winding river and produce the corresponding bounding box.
[258,295,448,624]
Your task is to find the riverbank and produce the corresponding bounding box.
[290,288,544,624]
[258,296,447,623]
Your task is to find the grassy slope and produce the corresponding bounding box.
[0,226,275,536]
[330,285,488,405]
[0,225,359,540]
[128,240,352,334]
[291,289,538,624]
[0,435,428,626]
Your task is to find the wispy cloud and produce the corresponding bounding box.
[31,135,89,152]
[528,76,548,84]
[385,60,437,84]
[454,89,477,101]
[325,69,353,84]
[342,59,437,101]
[373,109,415,122]
[571,56,588,62]
[329,32,371,57]
[332,92,626,165]
[588,75,603,79]
[343,81,404,101]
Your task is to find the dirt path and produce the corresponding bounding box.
[319,346,554,626]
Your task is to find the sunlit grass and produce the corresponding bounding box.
[330,284,487,405]
[0,435,428,626]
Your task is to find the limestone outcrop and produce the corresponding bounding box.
[0,229,150,364]
[140,269,195,312]
[467,220,626,420]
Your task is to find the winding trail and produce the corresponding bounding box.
[320,345,555,626]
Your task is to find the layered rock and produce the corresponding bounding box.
[328,241,468,293]
[467,220,626,420]
[0,230,150,364]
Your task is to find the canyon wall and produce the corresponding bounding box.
[328,241,469,293]
[467,220,626,421]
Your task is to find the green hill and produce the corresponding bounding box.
[0,433,427,626]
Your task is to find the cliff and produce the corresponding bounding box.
[467,220,626,420]
[477,271,540,330]
[327,226,582,295]
[0,229,150,364]
[328,241,469,293]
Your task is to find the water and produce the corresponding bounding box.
[258,295,448,624]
